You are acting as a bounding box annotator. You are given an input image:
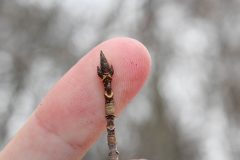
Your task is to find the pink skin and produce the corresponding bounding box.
[0,37,151,160]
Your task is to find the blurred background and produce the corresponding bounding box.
[0,0,240,160]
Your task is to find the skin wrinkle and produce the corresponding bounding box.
[35,89,102,154]
[34,112,84,153]
[35,69,107,152]
[12,116,80,160]
[35,74,104,152]
[35,99,105,151]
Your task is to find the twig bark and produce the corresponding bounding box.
[97,51,119,160]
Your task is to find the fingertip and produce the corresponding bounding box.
[101,37,151,71]
[97,37,151,110]
[70,36,151,111]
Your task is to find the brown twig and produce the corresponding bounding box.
[97,51,119,160]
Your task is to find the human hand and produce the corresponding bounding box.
[0,37,151,160]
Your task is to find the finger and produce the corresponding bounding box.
[0,37,151,160]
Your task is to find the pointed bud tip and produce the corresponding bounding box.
[100,50,104,56]
[100,50,108,63]
[99,50,112,73]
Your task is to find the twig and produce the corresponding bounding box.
[97,51,119,160]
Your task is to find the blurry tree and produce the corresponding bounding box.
[0,0,240,160]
